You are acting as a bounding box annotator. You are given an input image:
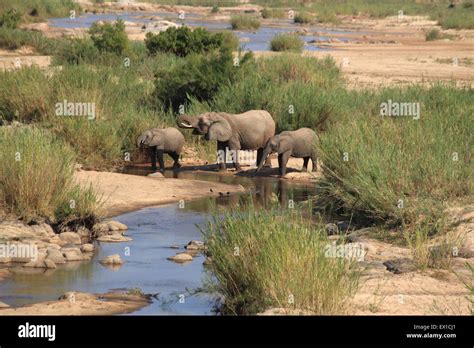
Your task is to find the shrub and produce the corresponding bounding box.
[145,26,227,57]
[294,12,313,24]
[211,5,219,13]
[261,8,286,19]
[53,38,100,65]
[0,126,99,224]
[0,27,57,53]
[0,9,21,29]
[425,28,442,41]
[152,48,237,111]
[230,14,261,30]
[89,19,128,54]
[270,33,304,52]
[202,202,360,314]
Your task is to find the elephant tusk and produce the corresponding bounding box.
[180,122,193,128]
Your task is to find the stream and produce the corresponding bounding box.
[0,170,317,315]
[48,11,357,51]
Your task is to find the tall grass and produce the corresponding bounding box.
[0,0,79,23]
[270,33,304,52]
[202,202,360,314]
[0,126,99,224]
[230,15,261,30]
[316,84,473,231]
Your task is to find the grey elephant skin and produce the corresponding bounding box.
[255,127,318,177]
[137,127,185,172]
[177,111,275,171]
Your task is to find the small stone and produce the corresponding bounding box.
[167,253,193,263]
[59,232,81,245]
[325,223,339,235]
[100,254,124,265]
[383,258,417,274]
[185,240,206,250]
[148,172,164,178]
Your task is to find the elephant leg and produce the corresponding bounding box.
[279,151,290,178]
[217,142,227,171]
[278,154,282,176]
[149,146,157,171]
[233,149,242,172]
[256,148,263,168]
[157,149,165,173]
[264,155,272,167]
[170,152,181,169]
[311,154,318,172]
[302,157,309,172]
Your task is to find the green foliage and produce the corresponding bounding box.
[230,14,261,30]
[0,9,21,29]
[152,48,239,111]
[425,28,442,41]
[0,126,99,223]
[145,26,228,57]
[294,12,313,24]
[203,202,360,314]
[270,33,303,52]
[89,19,128,54]
[261,8,286,19]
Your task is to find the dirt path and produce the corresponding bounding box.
[75,170,246,217]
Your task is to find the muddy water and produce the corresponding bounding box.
[49,11,355,51]
[0,170,317,315]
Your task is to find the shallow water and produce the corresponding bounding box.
[0,170,317,315]
[48,11,355,51]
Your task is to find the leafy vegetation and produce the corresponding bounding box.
[230,14,261,30]
[270,33,304,52]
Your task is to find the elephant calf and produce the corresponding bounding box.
[255,128,318,177]
[137,127,185,172]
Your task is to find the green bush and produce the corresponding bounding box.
[294,12,313,24]
[230,14,261,30]
[152,48,238,111]
[53,38,100,65]
[270,33,304,52]
[203,202,360,314]
[0,126,99,224]
[145,26,228,57]
[425,28,442,41]
[0,9,21,29]
[0,27,57,52]
[89,19,128,54]
[261,8,286,19]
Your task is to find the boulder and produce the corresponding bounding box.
[46,248,66,264]
[167,253,193,263]
[100,254,124,265]
[148,172,164,178]
[23,259,57,269]
[81,243,95,253]
[59,232,82,245]
[0,301,10,309]
[97,234,132,243]
[62,247,84,261]
[185,240,206,251]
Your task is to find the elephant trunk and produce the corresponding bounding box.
[177,114,198,129]
[256,143,272,173]
[137,133,146,148]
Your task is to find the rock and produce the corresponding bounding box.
[185,240,206,251]
[347,228,372,243]
[62,247,84,261]
[107,221,128,231]
[325,223,339,235]
[148,172,164,178]
[167,253,193,263]
[81,243,95,253]
[46,248,66,264]
[0,301,10,308]
[76,226,90,238]
[93,221,128,236]
[59,232,82,245]
[383,258,417,274]
[23,259,57,269]
[97,234,132,243]
[457,246,474,258]
[100,254,124,265]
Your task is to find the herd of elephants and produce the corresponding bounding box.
[136,110,318,177]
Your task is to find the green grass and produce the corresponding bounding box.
[202,202,360,314]
[0,0,80,24]
[270,33,304,52]
[261,8,286,19]
[230,14,261,30]
[294,12,313,24]
[0,126,99,225]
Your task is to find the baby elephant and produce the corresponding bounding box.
[137,127,185,172]
[255,128,318,177]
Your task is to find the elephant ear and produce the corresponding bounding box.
[207,114,232,142]
[147,130,165,148]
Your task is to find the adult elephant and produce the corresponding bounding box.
[177,111,275,171]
